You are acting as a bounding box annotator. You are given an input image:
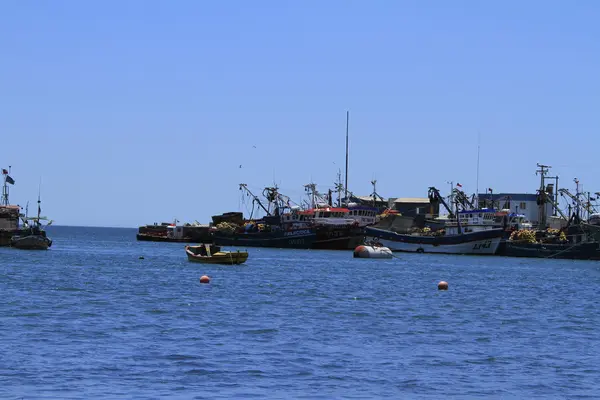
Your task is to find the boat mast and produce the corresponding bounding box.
[336,170,343,207]
[37,181,42,227]
[304,183,317,209]
[344,111,349,204]
[1,166,10,206]
[475,133,480,208]
[536,163,550,229]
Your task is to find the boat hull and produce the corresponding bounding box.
[212,229,316,249]
[136,233,212,243]
[365,227,503,255]
[499,241,600,260]
[312,226,364,250]
[11,235,52,250]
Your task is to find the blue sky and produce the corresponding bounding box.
[1,1,599,227]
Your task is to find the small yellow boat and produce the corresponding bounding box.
[185,244,249,265]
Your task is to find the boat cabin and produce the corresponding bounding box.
[445,208,532,235]
[588,213,600,226]
[346,204,379,227]
[166,225,184,239]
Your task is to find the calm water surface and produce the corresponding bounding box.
[1,226,599,399]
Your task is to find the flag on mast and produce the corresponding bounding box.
[5,175,15,185]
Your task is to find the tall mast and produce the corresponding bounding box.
[344,110,349,203]
[475,133,480,208]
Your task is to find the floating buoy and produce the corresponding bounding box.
[438,281,448,290]
[353,244,393,259]
[199,275,210,284]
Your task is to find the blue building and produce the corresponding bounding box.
[476,193,554,226]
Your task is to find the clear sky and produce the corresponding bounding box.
[1,1,599,227]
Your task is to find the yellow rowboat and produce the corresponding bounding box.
[185,244,249,265]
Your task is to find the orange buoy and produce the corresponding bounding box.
[199,275,210,284]
[438,281,448,290]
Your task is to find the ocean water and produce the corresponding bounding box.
[1,226,599,399]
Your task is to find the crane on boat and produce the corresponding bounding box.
[239,183,271,217]
[452,188,475,211]
[428,187,455,218]
[558,188,597,218]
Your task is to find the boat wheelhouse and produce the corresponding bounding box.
[445,208,532,234]
[346,204,379,227]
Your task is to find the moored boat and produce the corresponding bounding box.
[365,226,504,255]
[185,244,249,264]
[136,220,212,243]
[5,174,53,250]
[500,240,599,260]
[365,208,507,255]
[11,229,52,250]
[212,227,317,249]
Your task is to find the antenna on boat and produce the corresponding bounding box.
[536,163,551,229]
[344,110,349,204]
[37,178,44,227]
[335,169,343,207]
[475,132,480,208]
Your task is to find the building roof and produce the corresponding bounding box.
[393,197,430,204]
[354,195,387,202]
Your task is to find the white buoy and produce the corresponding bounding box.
[353,244,393,259]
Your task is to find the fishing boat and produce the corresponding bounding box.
[136,220,213,243]
[185,244,248,264]
[7,177,53,250]
[212,185,318,249]
[0,167,23,246]
[501,240,600,260]
[365,208,505,255]
[11,225,52,250]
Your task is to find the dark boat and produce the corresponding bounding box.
[11,225,53,250]
[136,220,213,243]
[211,186,320,249]
[500,240,599,260]
[1,168,52,248]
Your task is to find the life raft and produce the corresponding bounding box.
[353,244,393,259]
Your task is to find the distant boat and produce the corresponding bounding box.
[10,181,53,250]
[11,227,52,250]
[185,244,248,265]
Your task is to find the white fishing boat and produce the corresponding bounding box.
[365,209,506,255]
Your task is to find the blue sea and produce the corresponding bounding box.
[1,226,599,399]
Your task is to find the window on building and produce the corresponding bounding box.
[519,202,526,210]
